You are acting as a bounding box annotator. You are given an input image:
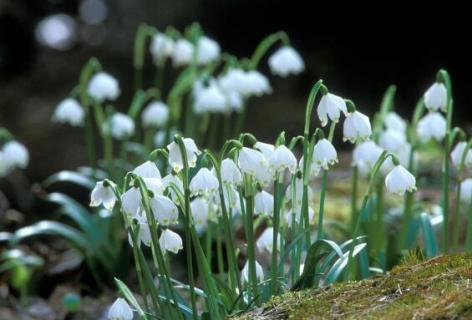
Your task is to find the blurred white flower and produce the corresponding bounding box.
[190,168,219,195]
[219,68,250,95]
[196,36,220,65]
[121,187,141,216]
[352,141,383,177]
[90,181,117,210]
[460,179,472,204]
[285,178,313,208]
[191,197,209,231]
[162,174,184,202]
[451,142,472,169]
[284,206,314,226]
[385,165,416,195]
[417,112,447,142]
[245,71,272,97]
[384,112,406,133]
[172,39,194,67]
[238,147,267,176]
[312,139,338,175]
[269,145,297,174]
[159,229,183,254]
[130,214,152,247]
[52,98,84,126]
[225,91,244,112]
[221,158,242,186]
[254,141,275,159]
[151,194,179,226]
[167,138,201,172]
[107,297,133,320]
[317,93,347,127]
[133,161,161,179]
[241,260,264,283]
[110,113,134,139]
[379,129,407,152]
[268,46,304,77]
[0,151,10,177]
[150,33,174,62]
[88,72,120,102]
[424,82,447,112]
[256,227,281,253]
[254,190,274,216]
[194,82,227,114]
[343,111,372,143]
[142,101,169,128]
[1,141,29,169]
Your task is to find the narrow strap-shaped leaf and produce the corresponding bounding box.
[325,242,367,285]
[420,212,438,257]
[43,171,96,189]
[114,277,148,319]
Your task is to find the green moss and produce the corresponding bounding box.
[232,254,472,320]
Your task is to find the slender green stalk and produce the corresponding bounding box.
[465,197,472,252]
[243,183,258,302]
[351,165,359,234]
[270,176,282,295]
[248,31,290,69]
[133,24,156,91]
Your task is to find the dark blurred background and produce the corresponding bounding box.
[1,0,471,181]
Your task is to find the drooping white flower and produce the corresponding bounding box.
[285,178,314,208]
[107,297,133,320]
[88,72,120,102]
[269,145,297,174]
[460,179,472,204]
[167,138,201,172]
[238,147,267,176]
[256,227,282,253]
[380,144,413,176]
[151,194,178,226]
[254,142,275,159]
[196,36,220,65]
[285,206,314,226]
[241,260,264,283]
[352,141,383,177]
[317,93,347,127]
[130,214,152,247]
[379,129,407,152]
[121,187,141,217]
[343,111,372,143]
[150,33,174,62]
[385,165,417,195]
[225,91,244,113]
[190,168,219,195]
[143,178,164,196]
[194,82,227,114]
[254,190,274,216]
[221,158,242,186]
[162,174,184,201]
[90,181,117,210]
[159,229,183,254]
[219,68,250,95]
[384,112,406,133]
[142,101,169,128]
[133,161,161,179]
[451,142,472,169]
[1,141,29,169]
[268,46,304,77]
[245,71,272,97]
[417,112,447,142]
[110,113,135,139]
[191,197,209,231]
[424,82,447,112]
[52,98,84,126]
[311,139,338,175]
[172,39,194,67]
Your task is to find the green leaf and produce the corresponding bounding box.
[325,242,367,285]
[114,278,147,319]
[43,171,96,189]
[419,212,438,258]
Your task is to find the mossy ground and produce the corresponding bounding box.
[233,254,472,319]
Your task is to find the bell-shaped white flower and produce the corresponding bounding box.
[172,39,194,67]
[150,33,174,62]
[110,113,135,139]
[1,141,29,169]
[451,142,472,169]
[379,129,407,152]
[190,168,219,195]
[254,190,274,216]
[424,82,447,112]
[191,197,209,231]
[159,229,183,254]
[385,165,417,195]
[196,36,220,65]
[384,112,406,133]
[52,98,84,126]
[417,112,447,142]
[285,178,313,208]
[268,46,304,77]
[352,141,383,177]
[256,227,282,253]
[90,181,117,210]
[460,179,472,204]
[245,71,272,97]
[151,194,178,226]
[241,260,264,283]
[269,145,297,174]
[133,161,161,179]
[221,158,242,186]
[312,139,338,175]
[238,147,267,176]
[130,214,152,247]
[225,91,243,112]
[143,178,164,196]
[254,142,275,159]
[142,101,169,128]
[88,72,120,102]
[219,68,250,95]
[162,174,184,201]
[167,138,201,172]
[317,93,347,127]
[343,111,372,143]
[285,206,314,226]
[107,297,133,320]
[194,82,227,114]
[121,187,141,217]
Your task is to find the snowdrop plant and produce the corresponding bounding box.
[0,129,29,178]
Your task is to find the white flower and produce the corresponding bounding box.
[424,82,447,112]
[225,91,244,112]
[312,139,338,174]
[88,72,120,102]
[191,197,209,231]
[245,71,272,97]
[254,142,275,159]
[254,191,273,216]
[352,141,383,177]
[221,158,242,186]
[162,174,184,201]
[417,112,447,142]
[451,142,472,169]
[107,297,133,320]
[1,141,29,169]
[241,260,264,283]
[384,112,406,133]
[133,161,161,179]
[130,214,152,247]
[110,113,134,139]
[121,187,142,216]
[190,168,219,195]
[317,93,347,127]
[256,227,281,253]
[219,68,250,94]
[143,178,165,196]
[343,111,372,143]
[385,165,417,195]
[142,101,169,128]
[196,36,220,65]
[269,145,297,174]
[159,229,183,254]
[285,178,313,208]
[150,33,174,62]
[268,46,304,77]
[167,138,201,172]
[238,147,267,176]
[285,206,314,226]
[379,129,407,152]
[52,98,84,126]
[172,39,194,67]
[90,181,117,210]
[460,179,472,204]
[151,194,178,226]
[194,82,227,114]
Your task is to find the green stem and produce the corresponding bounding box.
[271,177,282,295]
[351,166,359,234]
[248,31,290,69]
[465,197,472,252]
[133,24,156,91]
